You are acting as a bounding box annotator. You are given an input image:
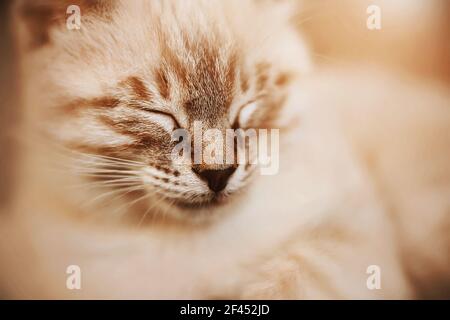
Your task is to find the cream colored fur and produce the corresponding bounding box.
[1,0,449,299]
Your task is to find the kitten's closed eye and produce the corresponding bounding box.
[137,109,180,133]
[236,101,259,128]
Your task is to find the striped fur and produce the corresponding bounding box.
[15,0,311,214]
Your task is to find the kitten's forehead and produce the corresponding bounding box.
[156,33,238,128]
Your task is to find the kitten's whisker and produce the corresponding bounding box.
[72,152,145,166]
[142,175,186,193]
[43,167,138,179]
[70,162,140,171]
[82,184,144,209]
[70,168,141,175]
[112,191,155,217]
[159,196,176,224]
[137,194,168,227]
[48,147,143,167]
[68,174,139,179]
[101,186,151,209]
[68,179,142,190]
[65,161,140,170]
[71,158,144,169]
[51,160,139,172]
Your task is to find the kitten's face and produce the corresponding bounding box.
[17,0,310,217]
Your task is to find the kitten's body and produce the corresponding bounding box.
[1,0,449,299]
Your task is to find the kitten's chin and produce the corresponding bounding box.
[171,193,230,210]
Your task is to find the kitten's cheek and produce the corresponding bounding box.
[49,118,136,148]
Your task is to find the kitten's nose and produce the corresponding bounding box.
[193,166,237,193]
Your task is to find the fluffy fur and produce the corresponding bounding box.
[0,0,449,299]
[13,0,311,218]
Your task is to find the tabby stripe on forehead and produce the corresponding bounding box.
[98,115,171,150]
[125,76,153,101]
[157,33,188,96]
[61,97,120,114]
[226,52,238,93]
[60,77,153,114]
[155,68,171,100]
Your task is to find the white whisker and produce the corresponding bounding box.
[71,151,145,166]
[68,180,142,190]
[113,191,155,217]
[71,168,142,175]
[82,185,144,209]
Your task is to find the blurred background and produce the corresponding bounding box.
[296,0,450,83]
[1,0,449,212]
[0,0,19,213]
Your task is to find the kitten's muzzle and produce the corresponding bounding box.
[192,166,237,193]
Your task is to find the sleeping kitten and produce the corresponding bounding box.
[13,0,310,222]
[1,0,449,299]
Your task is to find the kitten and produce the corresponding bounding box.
[1,0,449,299]
[12,0,310,222]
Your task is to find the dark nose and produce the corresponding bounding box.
[193,166,237,193]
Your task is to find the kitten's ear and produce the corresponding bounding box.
[12,0,111,49]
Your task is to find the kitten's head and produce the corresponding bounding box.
[15,0,310,218]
